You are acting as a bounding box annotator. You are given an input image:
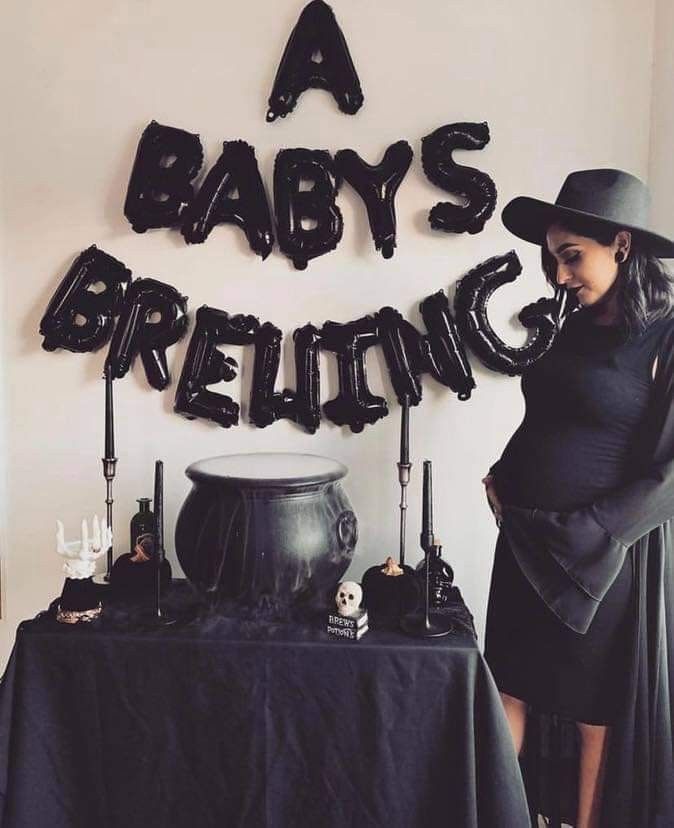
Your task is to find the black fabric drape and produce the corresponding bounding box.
[0,587,530,828]
[495,322,674,826]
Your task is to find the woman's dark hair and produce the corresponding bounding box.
[541,213,674,338]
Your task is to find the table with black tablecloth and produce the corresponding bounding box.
[0,582,529,828]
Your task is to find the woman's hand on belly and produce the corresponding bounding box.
[482,474,503,525]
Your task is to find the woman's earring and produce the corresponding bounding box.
[615,251,625,263]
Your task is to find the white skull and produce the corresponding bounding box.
[336,581,363,617]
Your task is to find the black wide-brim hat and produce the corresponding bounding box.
[502,168,674,258]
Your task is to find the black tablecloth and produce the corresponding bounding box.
[0,582,529,828]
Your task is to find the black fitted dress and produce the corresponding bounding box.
[483,308,674,726]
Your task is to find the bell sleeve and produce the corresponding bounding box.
[500,320,674,634]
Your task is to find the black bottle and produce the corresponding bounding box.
[415,543,454,609]
[112,496,171,600]
[130,498,155,559]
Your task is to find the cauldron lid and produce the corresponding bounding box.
[185,452,348,488]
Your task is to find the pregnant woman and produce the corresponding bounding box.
[482,169,674,828]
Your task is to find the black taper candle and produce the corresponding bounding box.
[153,459,164,618]
[400,394,410,465]
[421,460,434,553]
[153,460,164,559]
[104,364,114,459]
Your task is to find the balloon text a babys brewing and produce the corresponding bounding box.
[123,119,497,269]
[38,2,562,433]
[39,246,567,433]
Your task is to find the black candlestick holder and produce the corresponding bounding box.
[400,542,453,638]
[94,365,117,585]
[397,460,411,566]
[92,457,117,585]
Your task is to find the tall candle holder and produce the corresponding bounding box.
[396,394,411,566]
[94,364,117,584]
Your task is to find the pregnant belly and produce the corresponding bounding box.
[496,423,636,512]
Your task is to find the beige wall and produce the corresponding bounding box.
[650,0,674,232]
[0,0,662,667]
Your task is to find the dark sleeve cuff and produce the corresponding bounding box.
[501,504,628,634]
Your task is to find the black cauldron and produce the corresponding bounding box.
[175,453,358,608]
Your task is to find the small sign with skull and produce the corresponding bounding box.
[327,581,368,640]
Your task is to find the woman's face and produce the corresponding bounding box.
[545,223,630,307]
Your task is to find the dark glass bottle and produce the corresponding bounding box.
[130,498,155,560]
[415,543,454,609]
